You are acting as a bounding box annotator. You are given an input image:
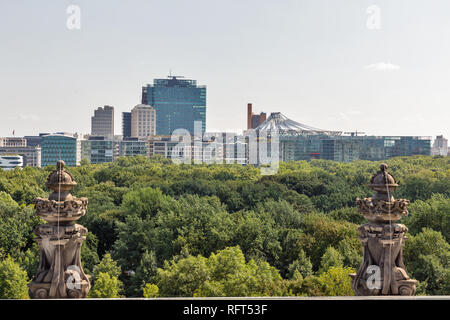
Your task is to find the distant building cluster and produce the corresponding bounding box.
[0,75,446,170]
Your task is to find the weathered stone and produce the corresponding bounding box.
[28,160,90,299]
[351,164,417,296]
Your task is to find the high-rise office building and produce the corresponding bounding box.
[41,133,81,167]
[122,112,132,138]
[91,106,114,137]
[141,76,206,135]
[131,104,156,139]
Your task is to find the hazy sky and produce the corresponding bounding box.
[0,0,449,139]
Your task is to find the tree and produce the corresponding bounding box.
[157,255,209,297]
[287,250,313,279]
[0,256,29,299]
[93,253,121,279]
[317,266,355,296]
[88,272,123,298]
[405,194,450,241]
[318,247,344,274]
[403,228,450,295]
[81,232,100,275]
[143,283,159,298]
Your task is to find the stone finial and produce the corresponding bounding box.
[29,161,90,299]
[351,163,417,296]
[368,163,398,202]
[46,160,77,201]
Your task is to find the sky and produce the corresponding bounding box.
[0,0,449,140]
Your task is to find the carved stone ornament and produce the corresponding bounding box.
[351,164,418,296]
[28,161,90,299]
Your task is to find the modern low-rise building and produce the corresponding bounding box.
[81,136,117,164]
[0,155,23,170]
[41,133,81,167]
[0,137,41,167]
[119,137,147,157]
[252,112,431,163]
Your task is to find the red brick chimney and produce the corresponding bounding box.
[247,103,253,130]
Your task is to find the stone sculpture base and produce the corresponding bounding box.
[351,222,417,296]
[28,223,90,299]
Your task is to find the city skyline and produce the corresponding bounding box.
[1,1,449,138]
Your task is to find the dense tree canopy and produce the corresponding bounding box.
[0,155,448,297]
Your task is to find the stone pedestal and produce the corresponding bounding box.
[351,164,417,296]
[28,161,91,299]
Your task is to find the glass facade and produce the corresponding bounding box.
[119,139,147,157]
[142,76,206,135]
[278,135,431,162]
[122,112,132,138]
[81,138,115,164]
[41,135,80,167]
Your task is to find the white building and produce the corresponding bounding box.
[431,135,448,156]
[0,137,41,167]
[0,155,23,170]
[131,104,156,139]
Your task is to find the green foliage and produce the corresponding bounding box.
[287,250,313,279]
[316,266,355,296]
[157,254,209,297]
[88,272,123,298]
[93,253,121,279]
[318,247,344,274]
[81,232,100,275]
[156,246,282,297]
[404,194,450,241]
[0,255,29,299]
[143,283,159,298]
[0,192,42,259]
[0,155,448,296]
[404,228,450,295]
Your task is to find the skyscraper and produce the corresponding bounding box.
[141,76,206,135]
[91,106,114,137]
[131,104,156,138]
[122,112,132,138]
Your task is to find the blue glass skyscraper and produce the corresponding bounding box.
[141,76,206,135]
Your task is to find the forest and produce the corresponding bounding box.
[0,155,448,298]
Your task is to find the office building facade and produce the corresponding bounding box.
[91,106,114,137]
[0,137,41,167]
[131,104,156,139]
[119,138,147,157]
[253,112,431,163]
[122,112,132,138]
[141,76,206,135]
[431,135,448,156]
[0,155,23,171]
[81,136,116,164]
[41,134,81,167]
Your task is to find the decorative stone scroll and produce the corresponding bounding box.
[28,160,90,298]
[350,164,417,296]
